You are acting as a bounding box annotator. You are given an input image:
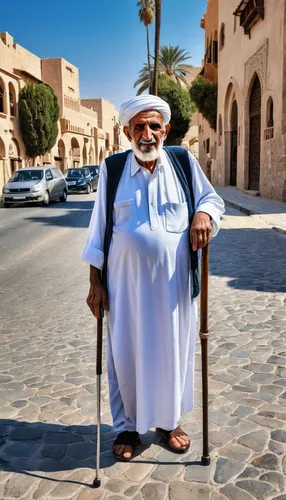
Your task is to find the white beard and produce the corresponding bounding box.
[131,138,164,163]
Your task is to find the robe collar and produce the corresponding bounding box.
[130,151,164,177]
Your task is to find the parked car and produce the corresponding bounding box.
[64,167,97,194]
[2,166,68,208]
[86,165,100,191]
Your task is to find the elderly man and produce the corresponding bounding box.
[82,95,224,461]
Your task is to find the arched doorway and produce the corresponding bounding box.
[71,137,80,168]
[230,100,238,186]
[249,75,261,191]
[9,139,21,174]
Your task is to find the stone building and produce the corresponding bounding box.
[0,32,128,192]
[198,0,218,182]
[199,0,286,201]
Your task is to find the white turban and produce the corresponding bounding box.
[119,95,171,127]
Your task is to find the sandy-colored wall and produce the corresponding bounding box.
[217,0,286,199]
[0,32,42,81]
[197,0,218,180]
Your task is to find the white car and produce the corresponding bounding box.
[2,167,68,207]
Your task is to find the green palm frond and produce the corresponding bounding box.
[134,64,154,92]
[134,45,193,93]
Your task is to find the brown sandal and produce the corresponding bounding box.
[156,426,191,454]
[113,431,141,461]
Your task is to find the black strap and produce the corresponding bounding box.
[113,431,140,446]
[164,146,200,298]
[102,150,132,288]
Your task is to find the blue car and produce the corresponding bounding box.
[64,167,97,194]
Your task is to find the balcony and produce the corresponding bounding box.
[234,0,264,36]
[60,118,84,135]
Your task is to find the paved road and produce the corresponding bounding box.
[0,195,286,500]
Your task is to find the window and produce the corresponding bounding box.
[206,138,210,154]
[234,0,264,36]
[208,36,213,63]
[267,97,274,128]
[218,114,223,146]
[220,23,225,50]
[264,96,274,140]
[45,169,53,181]
[9,83,16,117]
[213,40,218,64]
[68,86,75,93]
[0,81,4,113]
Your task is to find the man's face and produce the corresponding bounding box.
[124,110,170,162]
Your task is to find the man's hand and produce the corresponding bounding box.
[86,266,109,318]
[190,212,212,251]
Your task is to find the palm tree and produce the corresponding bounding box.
[137,0,155,93]
[153,0,162,95]
[134,45,192,95]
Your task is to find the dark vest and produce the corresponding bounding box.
[103,146,200,299]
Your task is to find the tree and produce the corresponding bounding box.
[153,0,162,95]
[158,75,195,145]
[19,83,59,164]
[189,76,218,130]
[137,0,155,93]
[134,45,192,95]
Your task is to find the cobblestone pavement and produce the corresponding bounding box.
[0,197,286,499]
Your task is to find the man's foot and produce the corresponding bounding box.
[113,431,141,461]
[156,426,191,454]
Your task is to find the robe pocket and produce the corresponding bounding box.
[114,199,136,228]
[165,202,189,233]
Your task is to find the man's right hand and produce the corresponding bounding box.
[86,266,109,319]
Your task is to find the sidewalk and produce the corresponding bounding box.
[215,186,286,234]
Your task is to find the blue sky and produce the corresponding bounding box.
[2,0,206,110]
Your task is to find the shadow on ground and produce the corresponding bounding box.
[0,420,200,486]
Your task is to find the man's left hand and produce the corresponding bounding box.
[190,212,212,251]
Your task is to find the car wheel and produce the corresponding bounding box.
[86,184,92,194]
[59,189,67,202]
[42,191,50,206]
[3,202,11,208]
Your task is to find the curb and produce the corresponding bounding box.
[223,199,286,235]
[223,199,253,216]
[272,226,286,235]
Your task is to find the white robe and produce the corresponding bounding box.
[82,150,225,435]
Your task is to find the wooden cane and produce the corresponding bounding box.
[93,307,104,488]
[200,244,211,466]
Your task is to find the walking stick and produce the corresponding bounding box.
[93,307,104,488]
[200,244,211,466]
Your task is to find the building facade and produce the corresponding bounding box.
[198,0,218,182]
[0,32,128,192]
[199,0,286,201]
